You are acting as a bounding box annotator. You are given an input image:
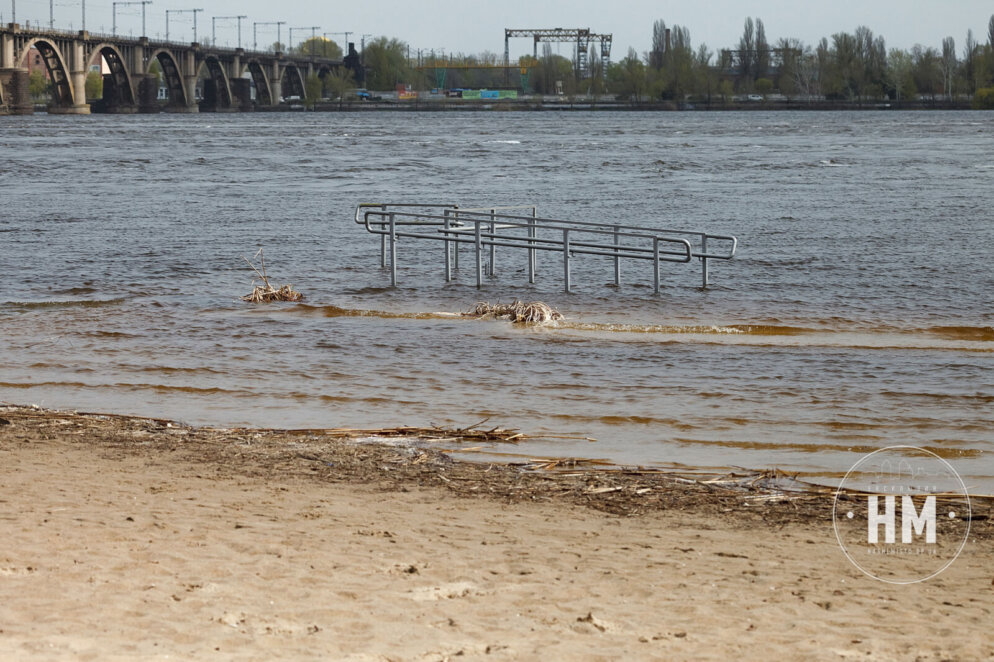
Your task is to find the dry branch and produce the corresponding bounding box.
[241,248,303,303]
[463,299,563,325]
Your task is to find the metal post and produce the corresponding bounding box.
[613,225,621,286]
[237,16,244,49]
[488,209,496,277]
[475,221,483,289]
[11,0,14,24]
[388,213,397,287]
[653,238,660,294]
[701,234,709,288]
[49,0,53,29]
[211,16,216,45]
[192,8,201,43]
[379,205,387,267]
[253,22,256,50]
[563,229,571,293]
[443,209,452,282]
[82,0,85,31]
[112,1,117,35]
[453,212,459,269]
[527,211,536,284]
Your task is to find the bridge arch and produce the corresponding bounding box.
[196,55,232,109]
[245,59,272,106]
[16,37,76,107]
[86,42,136,107]
[281,64,306,99]
[146,48,188,107]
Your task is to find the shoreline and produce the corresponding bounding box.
[2,404,993,659]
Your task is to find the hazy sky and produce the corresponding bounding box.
[11,0,994,59]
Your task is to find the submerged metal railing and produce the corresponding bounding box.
[354,203,737,292]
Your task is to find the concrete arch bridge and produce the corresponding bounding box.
[1,23,356,114]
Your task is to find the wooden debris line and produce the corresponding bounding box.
[463,300,564,325]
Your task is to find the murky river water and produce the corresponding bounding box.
[2,110,992,490]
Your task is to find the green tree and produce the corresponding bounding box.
[754,77,774,97]
[303,74,322,108]
[363,37,410,91]
[295,37,342,59]
[718,79,734,104]
[615,48,647,102]
[28,70,49,101]
[911,45,943,100]
[888,48,916,103]
[85,71,103,100]
[322,67,356,107]
[534,44,573,95]
[972,86,994,108]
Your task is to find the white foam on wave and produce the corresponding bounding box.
[485,140,522,145]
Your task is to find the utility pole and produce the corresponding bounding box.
[191,8,202,43]
[325,31,351,47]
[213,15,247,48]
[166,8,200,43]
[289,26,319,54]
[255,21,285,52]
[49,0,53,29]
[81,0,85,31]
[361,33,371,62]
[324,31,351,57]
[114,1,151,37]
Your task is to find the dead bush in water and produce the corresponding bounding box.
[241,249,303,303]
[464,299,563,325]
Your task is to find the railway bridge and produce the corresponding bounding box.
[0,23,358,114]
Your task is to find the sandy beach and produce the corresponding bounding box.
[0,405,991,661]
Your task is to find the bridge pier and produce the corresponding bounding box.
[231,77,253,111]
[59,39,91,114]
[177,46,199,113]
[137,73,159,113]
[271,55,282,103]
[1,25,30,114]
[0,67,32,114]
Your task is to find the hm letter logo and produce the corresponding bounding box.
[867,495,936,544]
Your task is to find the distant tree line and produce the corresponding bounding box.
[351,15,994,108]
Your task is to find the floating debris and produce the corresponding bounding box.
[241,249,303,303]
[464,299,563,325]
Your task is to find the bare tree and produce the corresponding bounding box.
[755,19,769,81]
[941,37,956,99]
[650,20,667,69]
[738,17,755,85]
[963,29,977,93]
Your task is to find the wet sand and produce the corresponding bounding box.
[1,406,992,661]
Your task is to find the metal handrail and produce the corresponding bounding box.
[353,203,736,292]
